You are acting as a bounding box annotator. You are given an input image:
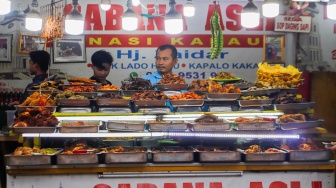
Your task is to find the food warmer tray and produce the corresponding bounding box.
[58,107,92,113]
[278,120,324,130]
[156,84,188,91]
[240,88,280,96]
[194,146,241,162]
[192,122,231,131]
[240,150,287,162]
[273,102,315,110]
[56,98,91,106]
[151,147,194,163]
[106,121,145,131]
[59,120,101,133]
[96,99,131,107]
[237,99,273,107]
[206,93,240,101]
[170,99,204,107]
[56,153,99,165]
[104,147,148,163]
[282,149,332,161]
[148,120,189,132]
[235,121,275,130]
[15,106,57,112]
[5,149,62,166]
[133,100,167,107]
[12,127,56,134]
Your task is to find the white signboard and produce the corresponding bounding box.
[275,15,312,33]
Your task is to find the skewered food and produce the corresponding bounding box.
[20,92,56,106]
[97,84,120,90]
[169,92,203,100]
[279,114,306,123]
[159,74,186,84]
[194,114,223,123]
[67,78,96,84]
[13,107,59,127]
[121,77,154,90]
[131,91,168,100]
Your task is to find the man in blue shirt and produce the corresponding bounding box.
[142,44,178,85]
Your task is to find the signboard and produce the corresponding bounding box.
[274,15,312,33]
[7,171,334,188]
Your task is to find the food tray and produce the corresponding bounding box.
[170,99,204,107]
[74,92,98,99]
[278,120,323,130]
[96,99,131,107]
[237,99,273,107]
[230,83,255,90]
[59,120,101,133]
[121,90,155,96]
[195,147,241,162]
[273,102,315,110]
[156,84,188,91]
[241,88,280,96]
[104,147,147,163]
[62,84,102,90]
[58,107,92,113]
[242,151,287,162]
[106,121,145,131]
[15,106,57,113]
[206,93,241,101]
[12,127,56,134]
[5,149,62,166]
[133,100,166,107]
[285,150,332,161]
[151,147,194,163]
[56,98,91,106]
[236,121,275,130]
[56,153,99,165]
[148,121,189,132]
[193,122,231,131]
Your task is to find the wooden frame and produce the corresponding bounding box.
[0,34,12,62]
[53,35,86,63]
[263,35,285,63]
[18,34,46,54]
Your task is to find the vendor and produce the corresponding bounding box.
[142,44,178,85]
[89,50,113,85]
[9,50,50,106]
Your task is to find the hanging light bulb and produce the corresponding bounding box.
[100,0,111,11]
[25,0,43,31]
[0,0,11,15]
[241,0,260,28]
[132,0,140,6]
[122,0,138,31]
[165,0,183,34]
[184,0,195,17]
[65,0,84,35]
[327,0,336,20]
[262,0,279,18]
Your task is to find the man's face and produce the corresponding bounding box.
[155,48,178,75]
[29,59,37,75]
[92,62,111,81]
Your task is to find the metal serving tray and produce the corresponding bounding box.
[151,147,194,163]
[206,93,240,101]
[121,90,155,96]
[241,88,280,96]
[56,153,99,165]
[58,107,92,113]
[236,121,275,130]
[133,100,167,107]
[15,106,57,113]
[59,120,101,133]
[286,150,332,161]
[192,122,231,131]
[273,102,315,110]
[12,127,56,134]
[170,99,204,107]
[104,147,147,163]
[148,120,189,132]
[56,98,91,106]
[5,149,62,166]
[96,99,131,107]
[279,120,323,130]
[195,147,241,162]
[230,83,255,90]
[242,151,287,162]
[237,99,273,107]
[106,121,145,131]
[156,84,188,91]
